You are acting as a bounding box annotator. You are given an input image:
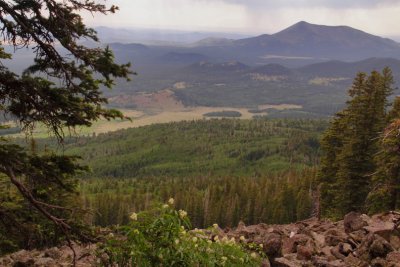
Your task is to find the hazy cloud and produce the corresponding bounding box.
[206,0,400,9]
[83,0,400,37]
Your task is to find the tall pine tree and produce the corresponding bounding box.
[319,68,394,218]
[367,96,400,213]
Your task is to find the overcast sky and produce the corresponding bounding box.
[84,0,400,37]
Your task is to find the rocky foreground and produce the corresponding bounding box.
[0,244,97,266]
[2,212,400,266]
[223,211,400,266]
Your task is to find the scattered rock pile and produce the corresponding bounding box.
[0,243,96,267]
[2,212,400,266]
[222,211,400,266]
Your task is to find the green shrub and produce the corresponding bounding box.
[97,199,263,266]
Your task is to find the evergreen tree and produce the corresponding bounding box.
[367,97,400,213]
[318,110,348,217]
[319,69,394,218]
[0,0,132,255]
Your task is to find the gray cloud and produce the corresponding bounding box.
[202,0,400,9]
[84,0,400,37]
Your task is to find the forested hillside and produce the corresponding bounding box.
[48,118,328,228]
[65,119,325,178]
[80,170,317,228]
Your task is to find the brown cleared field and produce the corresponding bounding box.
[89,104,303,134]
[89,107,254,134]
[7,104,303,137]
[257,104,302,110]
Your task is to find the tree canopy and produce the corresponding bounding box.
[0,0,132,256]
[318,68,399,218]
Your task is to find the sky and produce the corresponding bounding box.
[84,0,400,37]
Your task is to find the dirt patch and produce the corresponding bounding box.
[258,104,302,110]
[249,73,287,82]
[108,89,184,111]
[173,82,188,89]
[79,104,304,134]
[6,103,303,136]
[309,77,350,86]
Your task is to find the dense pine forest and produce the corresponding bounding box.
[64,118,326,227]
[65,118,325,178]
[80,169,317,228]
[319,67,400,218]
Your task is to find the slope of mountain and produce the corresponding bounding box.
[233,21,400,61]
[159,52,208,64]
[250,64,294,76]
[297,57,400,77]
[95,26,250,45]
[106,21,400,68]
[191,37,235,47]
[95,22,400,116]
[188,61,250,72]
[168,57,400,116]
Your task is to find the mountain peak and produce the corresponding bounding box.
[271,21,399,47]
[275,21,327,36]
[293,21,311,26]
[234,21,400,61]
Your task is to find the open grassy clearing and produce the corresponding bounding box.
[5,104,303,137]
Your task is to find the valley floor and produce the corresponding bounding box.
[9,104,302,137]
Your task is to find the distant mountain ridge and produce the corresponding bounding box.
[231,21,400,61]
[188,61,250,72]
[183,57,400,79]
[169,57,400,115]
[296,57,400,78]
[107,21,400,67]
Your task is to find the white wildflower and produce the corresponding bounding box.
[168,198,174,205]
[240,236,245,241]
[251,252,257,259]
[179,209,187,219]
[130,212,138,221]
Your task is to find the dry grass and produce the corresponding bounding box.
[6,104,303,137]
[257,104,302,110]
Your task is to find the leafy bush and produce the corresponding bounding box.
[97,199,263,266]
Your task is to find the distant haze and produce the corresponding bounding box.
[83,0,400,37]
